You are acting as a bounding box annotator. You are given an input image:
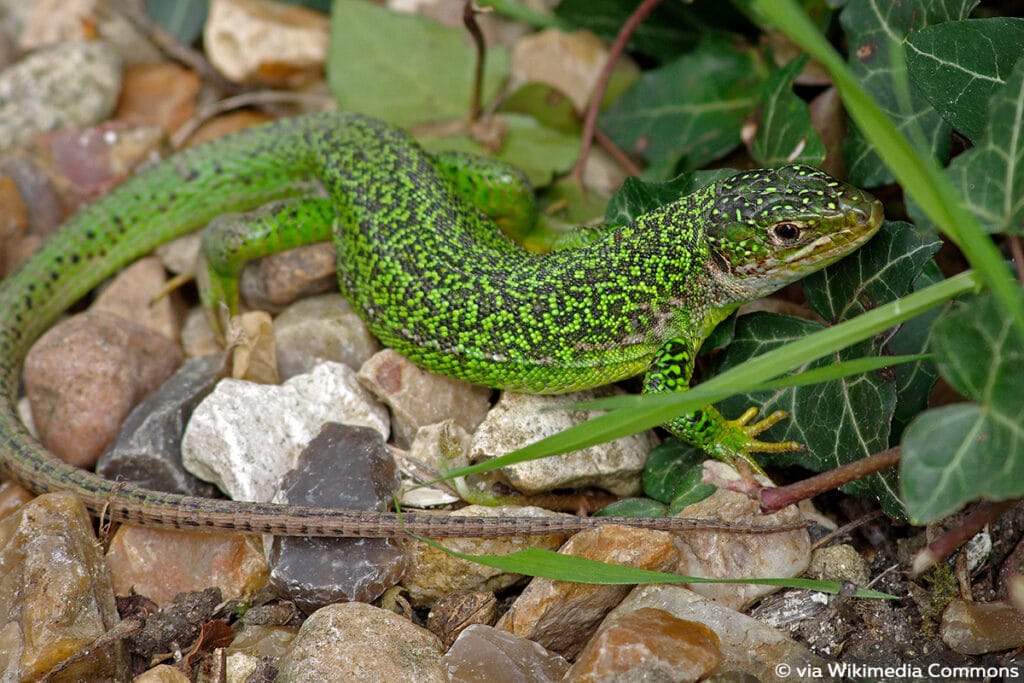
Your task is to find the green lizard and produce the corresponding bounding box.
[0,112,882,537]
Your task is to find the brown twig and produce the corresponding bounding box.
[810,509,885,551]
[1009,234,1024,283]
[912,498,1019,576]
[170,90,336,148]
[571,0,666,184]
[760,447,902,512]
[463,1,488,123]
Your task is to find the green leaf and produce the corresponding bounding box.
[886,262,943,441]
[603,170,735,227]
[667,470,717,513]
[748,55,826,167]
[901,291,1024,523]
[803,221,942,323]
[327,0,509,128]
[749,0,1024,341]
[839,0,978,186]
[715,313,903,517]
[905,18,1024,142]
[947,57,1024,235]
[642,439,706,504]
[599,40,765,171]
[146,0,208,44]
[418,114,579,188]
[554,0,753,63]
[594,497,668,518]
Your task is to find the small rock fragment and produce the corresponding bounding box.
[359,348,491,447]
[274,293,380,379]
[229,624,298,660]
[267,423,408,613]
[24,311,183,467]
[427,591,499,649]
[181,361,388,502]
[0,492,128,682]
[807,544,871,586]
[19,0,161,64]
[91,256,182,342]
[672,486,810,610]
[443,624,569,683]
[204,0,330,87]
[132,663,191,682]
[567,608,723,683]
[471,388,652,496]
[496,525,681,658]
[114,62,200,134]
[941,599,1024,655]
[240,242,338,312]
[610,584,829,683]
[276,602,446,683]
[34,121,165,207]
[401,505,570,607]
[181,306,222,358]
[105,526,267,607]
[0,41,122,154]
[126,587,223,662]
[97,354,223,496]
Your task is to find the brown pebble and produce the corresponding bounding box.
[24,311,183,467]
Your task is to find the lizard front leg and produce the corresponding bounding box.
[643,337,804,475]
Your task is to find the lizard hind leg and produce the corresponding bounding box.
[197,195,335,339]
[643,337,804,476]
[429,151,537,242]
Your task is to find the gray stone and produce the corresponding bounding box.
[97,355,224,497]
[267,423,407,614]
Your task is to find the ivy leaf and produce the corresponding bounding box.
[327,0,509,128]
[603,170,735,227]
[714,313,903,517]
[901,291,1024,524]
[599,40,765,173]
[710,222,942,518]
[554,0,753,63]
[946,57,1024,235]
[594,498,668,518]
[887,262,943,442]
[748,55,826,167]
[146,0,208,44]
[905,17,1024,142]
[803,221,942,323]
[839,0,978,187]
[418,114,578,188]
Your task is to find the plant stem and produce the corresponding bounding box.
[572,0,665,184]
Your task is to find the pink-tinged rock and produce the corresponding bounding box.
[495,525,681,658]
[358,348,491,447]
[105,525,268,607]
[567,608,723,683]
[443,624,569,683]
[33,120,164,208]
[0,492,128,682]
[23,311,183,467]
[91,256,184,342]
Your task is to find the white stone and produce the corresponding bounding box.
[470,389,652,496]
[182,361,389,502]
[204,0,329,87]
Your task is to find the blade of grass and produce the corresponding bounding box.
[443,271,978,480]
[414,537,897,599]
[749,0,1024,339]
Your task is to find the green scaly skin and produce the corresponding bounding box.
[0,112,882,537]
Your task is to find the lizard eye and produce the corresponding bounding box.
[771,222,802,244]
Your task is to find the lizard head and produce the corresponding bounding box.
[704,164,883,301]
